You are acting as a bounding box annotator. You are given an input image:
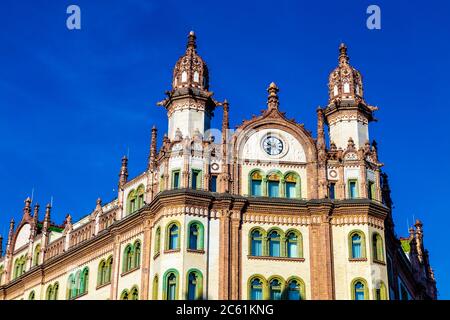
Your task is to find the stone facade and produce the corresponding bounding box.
[0,32,437,300]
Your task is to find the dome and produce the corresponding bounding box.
[328,43,364,104]
[172,31,209,90]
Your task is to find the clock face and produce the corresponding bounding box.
[263,136,283,155]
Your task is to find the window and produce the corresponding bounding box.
[284,173,299,198]
[375,281,387,300]
[351,233,363,258]
[120,290,129,300]
[79,268,89,295]
[34,245,41,266]
[348,180,358,199]
[269,279,282,300]
[164,271,179,300]
[134,241,141,268]
[155,227,161,256]
[152,275,159,300]
[193,71,199,83]
[343,82,350,93]
[353,281,366,300]
[186,270,203,300]
[123,245,133,272]
[191,169,201,189]
[167,222,180,250]
[368,181,376,200]
[105,256,113,283]
[287,279,304,300]
[172,170,180,189]
[286,231,301,258]
[250,277,264,300]
[267,173,280,197]
[181,71,187,82]
[209,175,217,192]
[67,274,76,299]
[188,222,204,250]
[250,171,262,196]
[329,183,336,200]
[372,233,384,262]
[130,286,139,300]
[250,229,263,256]
[268,230,281,257]
[333,85,339,96]
[136,185,145,209]
[98,260,106,286]
[29,291,35,300]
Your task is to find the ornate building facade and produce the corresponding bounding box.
[0,32,437,300]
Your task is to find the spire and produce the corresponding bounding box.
[149,126,157,171]
[338,43,349,66]
[33,203,40,221]
[0,234,3,257]
[187,31,197,50]
[7,218,15,250]
[96,198,102,211]
[23,197,32,218]
[118,156,128,189]
[415,219,424,263]
[43,203,51,233]
[222,99,229,145]
[267,82,279,110]
[317,107,325,149]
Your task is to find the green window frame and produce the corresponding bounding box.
[134,240,141,268]
[286,276,306,300]
[186,269,203,300]
[372,232,384,262]
[191,169,202,189]
[136,184,145,210]
[33,244,41,266]
[29,290,35,300]
[130,286,139,300]
[187,220,205,250]
[351,278,369,300]
[368,181,376,200]
[120,289,129,300]
[285,229,303,258]
[79,267,89,295]
[247,275,267,300]
[249,170,263,196]
[163,269,179,300]
[268,276,284,300]
[348,179,358,199]
[126,189,137,215]
[154,226,161,256]
[284,172,301,199]
[374,281,388,300]
[122,244,134,272]
[165,221,181,251]
[249,227,266,256]
[348,230,366,259]
[172,170,181,189]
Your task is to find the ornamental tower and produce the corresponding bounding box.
[324,43,377,149]
[157,31,216,140]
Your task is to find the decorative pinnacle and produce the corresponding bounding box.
[187,31,197,49]
[267,82,279,110]
[339,43,349,66]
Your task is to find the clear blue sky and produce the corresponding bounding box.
[0,0,448,298]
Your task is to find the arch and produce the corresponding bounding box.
[283,171,301,199]
[374,280,388,300]
[249,227,266,256]
[130,285,139,300]
[247,274,267,300]
[351,278,369,300]
[134,240,141,268]
[120,289,129,300]
[187,220,205,250]
[163,269,180,300]
[372,232,384,262]
[348,230,366,259]
[285,229,303,258]
[266,227,284,257]
[152,275,159,300]
[28,290,35,300]
[97,259,106,286]
[186,268,203,300]
[267,275,285,300]
[248,169,264,197]
[165,221,181,251]
[123,244,134,272]
[286,276,306,300]
[266,170,283,198]
[33,244,41,266]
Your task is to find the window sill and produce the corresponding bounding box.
[187,249,205,254]
[373,259,386,265]
[247,255,305,262]
[69,292,88,300]
[96,282,111,290]
[348,258,368,262]
[164,249,181,254]
[121,266,140,277]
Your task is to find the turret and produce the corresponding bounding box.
[118,156,129,189]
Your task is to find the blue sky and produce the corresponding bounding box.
[0,0,448,298]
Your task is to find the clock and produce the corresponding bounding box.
[263,136,283,156]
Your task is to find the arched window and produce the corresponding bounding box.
[167,222,180,250]
[284,173,299,198]
[105,256,113,283]
[79,268,89,295]
[123,245,133,272]
[287,278,304,300]
[249,277,264,300]
[164,270,179,300]
[29,291,35,300]
[120,289,129,300]
[186,270,203,300]
[268,230,281,257]
[134,241,141,268]
[187,221,204,251]
[250,229,263,256]
[269,278,283,300]
[333,85,339,96]
[152,275,159,300]
[343,82,350,93]
[98,260,106,286]
[155,227,161,256]
[374,281,387,300]
[250,171,263,196]
[352,279,368,300]
[193,71,200,83]
[181,71,187,83]
[130,286,139,300]
[349,231,366,259]
[33,245,41,266]
[136,185,145,210]
[286,230,302,258]
[46,285,53,300]
[127,189,137,215]
[267,172,280,197]
[372,233,384,262]
[67,274,76,299]
[53,282,59,300]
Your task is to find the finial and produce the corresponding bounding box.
[338,43,349,66]
[119,156,129,188]
[24,197,32,216]
[96,198,102,206]
[267,82,280,110]
[415,219,423,228]
[187,31,197,49]
[33,203,40,219]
